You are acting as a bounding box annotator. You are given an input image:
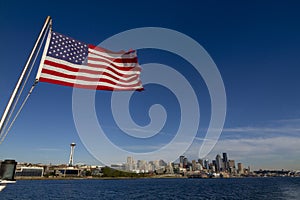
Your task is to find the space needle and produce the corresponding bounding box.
[68,143,76,167]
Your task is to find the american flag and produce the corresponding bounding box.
[39,31,143,91]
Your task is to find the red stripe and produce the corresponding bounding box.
[87,62,141,72]
[41,68,139,84]
[44,59,139,79]
[39,77,143,91]
[88,52,138,63]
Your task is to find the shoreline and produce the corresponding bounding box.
[15,175,299,181]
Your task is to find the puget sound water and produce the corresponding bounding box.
[1,177,300,200]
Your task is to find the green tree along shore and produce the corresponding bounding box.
[101,167,150,178]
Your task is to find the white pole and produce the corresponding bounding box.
[0,16,52,134]
[35,19,52,82]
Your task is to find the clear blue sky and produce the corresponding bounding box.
[0,0,300,170]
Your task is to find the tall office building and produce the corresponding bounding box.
[192,160,196,171]
[198,159,204,168]
[216,154,223,172]
[212,160,217,172]
[228,160,236,174]
[204,159,209,169]
[237,163,244,174]
[228,160,235,168]
[127,156,135,171]
[183,157,188,168]
[222,152,228,171]
[179,156,184,168]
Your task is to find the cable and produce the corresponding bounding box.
[0,25,49,143]
[0,84,36,144]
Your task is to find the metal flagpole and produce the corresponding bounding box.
[35,19,52,82]
[0,16,52,134]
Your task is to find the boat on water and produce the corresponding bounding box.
[0,160,17,192]
[0,180,16,192]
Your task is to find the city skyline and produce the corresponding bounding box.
[0,1,300,171]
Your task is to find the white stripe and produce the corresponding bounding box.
[43,64,139,82]
[42,65,140,85]
[89,48,137,59]
[87,58,137,68]
[88,53,138,67]
[45,56,141,76]
[40,73,142,89]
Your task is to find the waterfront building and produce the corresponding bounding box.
[136,160,150,173]
[111,164,124,171]
[237,163,244,174]
[15,166,44,177]
[56,167,80,177]
[165,162,174,174]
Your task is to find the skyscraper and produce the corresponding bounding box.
[183,157,188,168]
[216,154,223,172]
[237,163,244,174]
[198,159,204,168]
[222,152,228,171]
[179,156,184,168]
[228,160,236,174]
[204,159,209,170]
[127,156,135,171]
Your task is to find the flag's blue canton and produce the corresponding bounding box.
[47,32,89,65]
